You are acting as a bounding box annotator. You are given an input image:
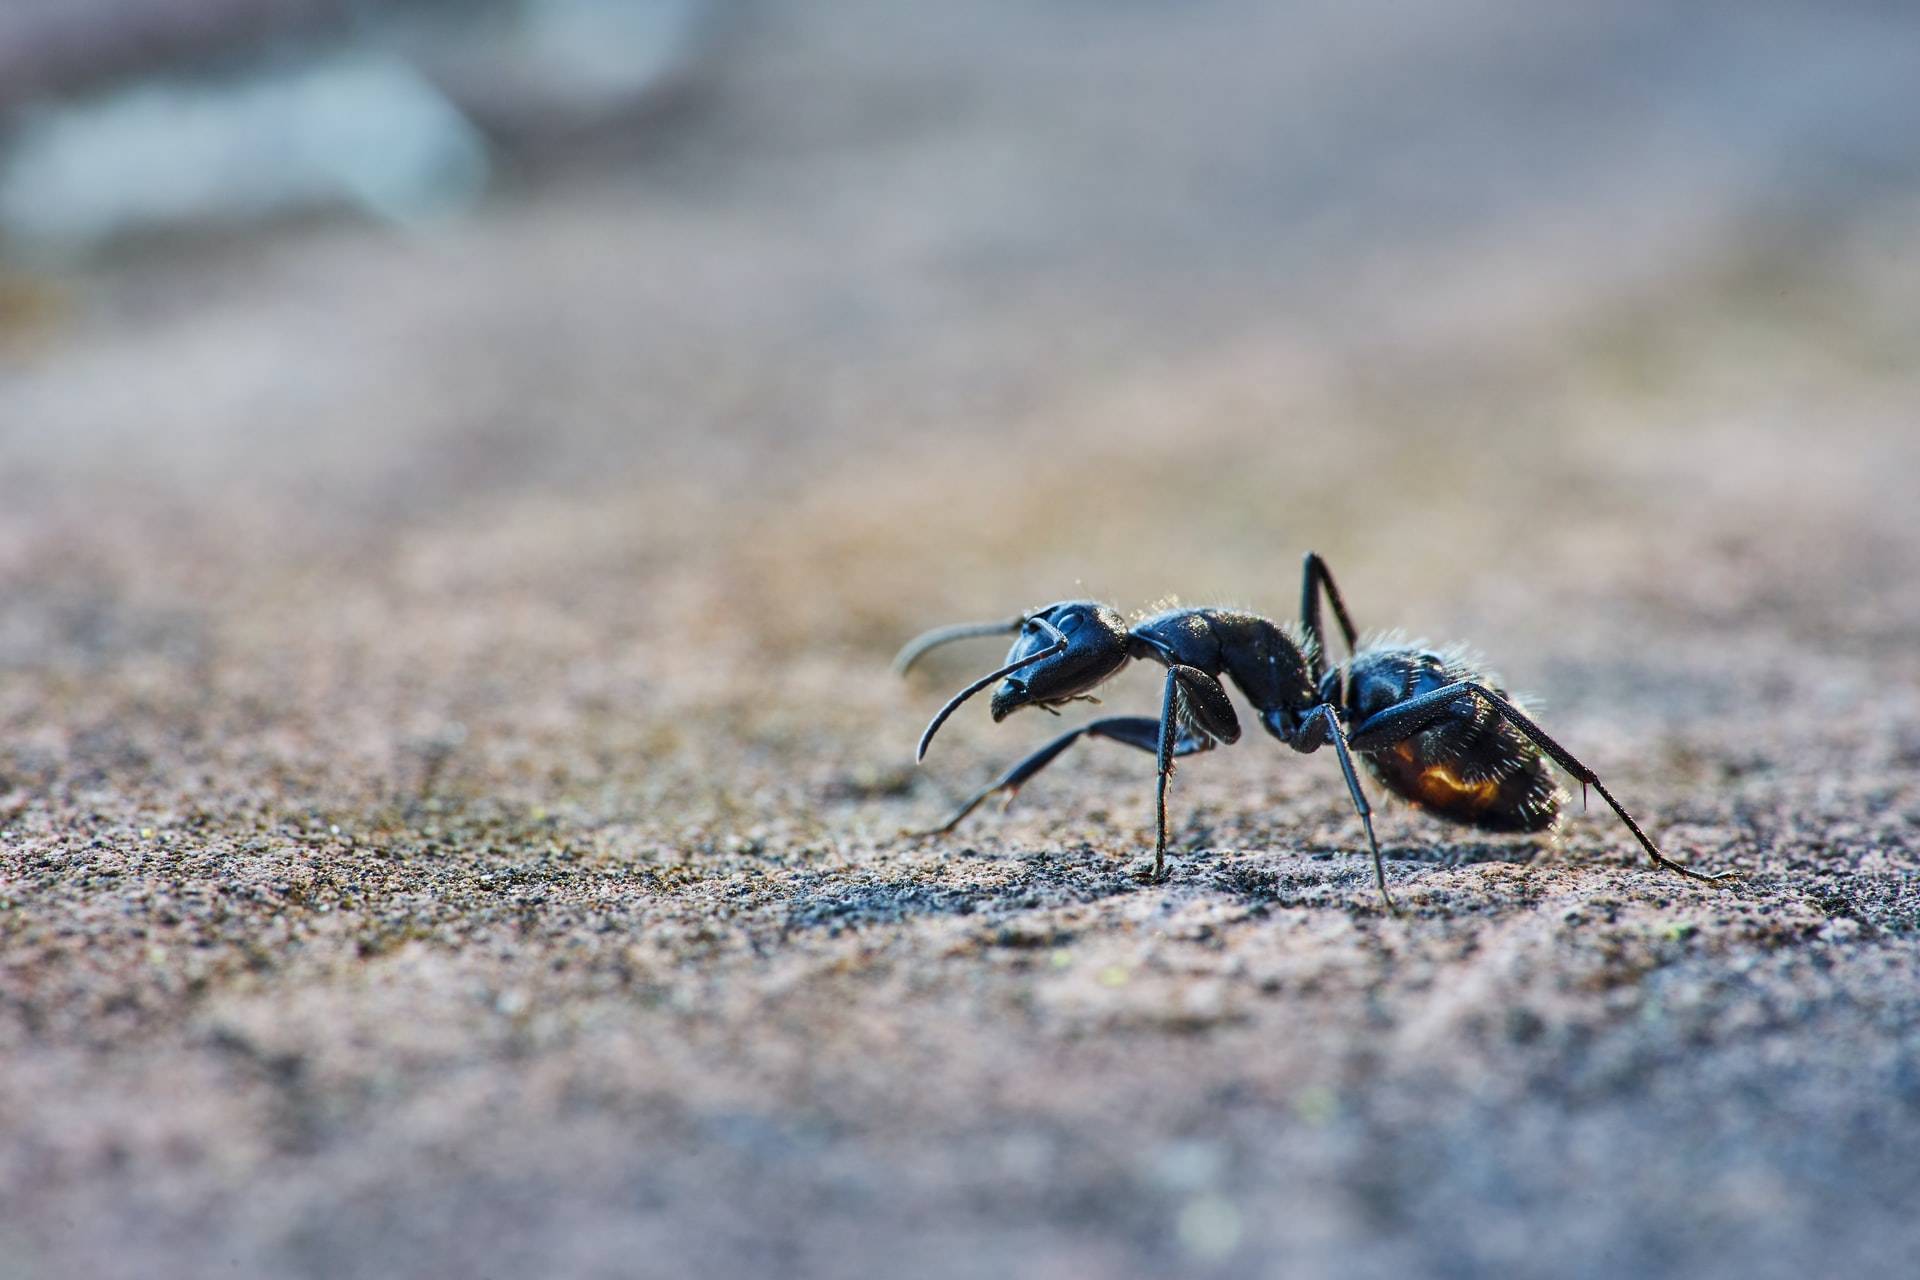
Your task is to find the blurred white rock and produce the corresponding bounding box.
[0,0,716,257]
[0,50,488,253]
[413,0,712,132]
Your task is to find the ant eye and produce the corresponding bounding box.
[1057,614,1082,634]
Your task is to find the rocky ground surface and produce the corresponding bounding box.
[3,3,1919,1277]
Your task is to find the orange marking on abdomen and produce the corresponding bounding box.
[1385,742,1502,815]
[1409,766,1503,811]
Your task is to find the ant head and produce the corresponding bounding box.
[902,600,1134,762]
[989,602,1131,721]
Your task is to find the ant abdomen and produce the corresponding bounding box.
[1340,646,1564,834]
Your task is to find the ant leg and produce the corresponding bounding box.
[1293,705,1398,915]
[912,717,1212,837]
[1154,672,1179,880]
[1299,552,1361,683]
[1348,681,1736,886]
[1154,666,1240,880]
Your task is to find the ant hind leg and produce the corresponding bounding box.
[1299,552,1362,683]
[1294,705,1399,915]
[1348,681,1736,887]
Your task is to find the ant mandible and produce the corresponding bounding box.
[893,553,1735,913]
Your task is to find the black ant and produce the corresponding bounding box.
[893,553,1735,913]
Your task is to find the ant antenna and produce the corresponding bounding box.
[891,616,1026,676]
[916,617,1068,761]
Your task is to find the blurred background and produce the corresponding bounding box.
[3,0,1917,621]
[4,2,1920,1277]
[3,0,1915,803]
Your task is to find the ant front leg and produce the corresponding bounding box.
[1152,666,1240,880]
[1348,681,1736,887]
[910,716,1213,838]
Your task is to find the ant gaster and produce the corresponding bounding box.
[894,553,1735,913]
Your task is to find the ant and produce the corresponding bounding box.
[893,553,1735,913]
